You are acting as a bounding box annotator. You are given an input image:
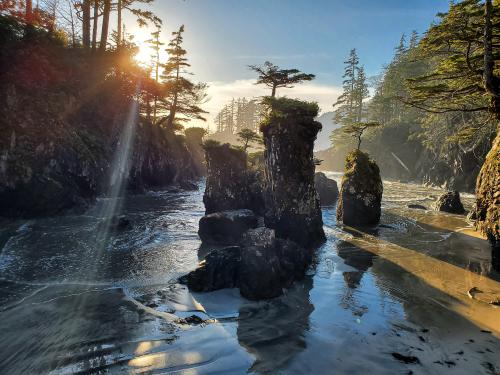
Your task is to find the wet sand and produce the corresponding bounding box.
[0,178,498,374]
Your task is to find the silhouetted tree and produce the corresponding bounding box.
[248,61,315,97]
[237,128,261,152]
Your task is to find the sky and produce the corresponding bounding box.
[125,0,450,130]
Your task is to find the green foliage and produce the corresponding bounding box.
[159,25,208,128]
[406,0,499,114]
[202,139,222,149]
[333,49,369,126]
[249,61,315,97]
[237,128,261,152]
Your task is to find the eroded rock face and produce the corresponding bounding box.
[181,228,311,300]
[434,191,466,214]
[198,209,259,245]
[337,150,383,226]
[239,228,310,300]
[261,98,325,247]
[474,130,499,257]
[203,143,251,214]
[314,172,339,206]
[179,246,241,292]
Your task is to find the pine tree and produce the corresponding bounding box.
[160,25,207,129]
[248,61,315,97]
[333,48,360,125]
[146,27,164,125]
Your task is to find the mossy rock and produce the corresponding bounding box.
[337,149,383,225]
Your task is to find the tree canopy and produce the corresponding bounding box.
[248,61,315,97]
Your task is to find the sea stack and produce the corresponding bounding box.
[202,142,250,214]
[337,149,383,226]
[260,97,325,247]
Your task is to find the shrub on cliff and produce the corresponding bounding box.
[260,97,319,132]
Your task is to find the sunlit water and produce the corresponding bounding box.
[0,176,499,374]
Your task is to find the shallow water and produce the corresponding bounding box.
[0,177,499,374]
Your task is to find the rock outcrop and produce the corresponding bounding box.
[202,142,253,214]
[434,191,466,214]
[337,150,383,226]
[474,130,499,262]
[179,246,241,292]
[198,209,259,245]
[181,228,311,300]
[261,97,325,247]
[314,172,339,206]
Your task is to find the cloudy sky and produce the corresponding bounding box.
[125,0,449,130]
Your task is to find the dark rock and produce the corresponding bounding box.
[314,172,339,206]
[183,315,205,325]
[474,130,499,263]
[181,227,311,300]
[391,352,420,364]
[203,143,252,214]
[408,204,427,210]
[198,209,259,245]
[179,246,241,292]
[337,150,383,226]
[110,215,131,230]
[179,180,198,191]
[261,97,325,247]
[238,228,311,300]
[434,191,466,214]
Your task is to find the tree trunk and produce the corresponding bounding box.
[99,0,111,53]
[357,135,362,150]
[68,0,76,47]
[91,0,99,52]
[483,0,500,119]
[117,0,122,48]
[167,66,180,128]
[271,84,276,97]
[25,0,33,23]
[82,0,91,49]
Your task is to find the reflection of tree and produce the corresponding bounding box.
[337,242,377,317]
[237,277,313,374]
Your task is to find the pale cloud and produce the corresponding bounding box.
[190,79,342,130]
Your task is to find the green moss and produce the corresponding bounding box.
[342,149,381,192]
[260,96,319,131]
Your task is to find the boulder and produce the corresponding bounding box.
[198,209,259,245]
[434,191,466,214]
[314,172,339,206]
[181,228,311,300]
[337,150,383,225]
[179,246,241,292]
[261,97,325,247]
[239,228,310,300]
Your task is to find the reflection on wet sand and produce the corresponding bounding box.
[237,277,314,374]
[339,224,500,335]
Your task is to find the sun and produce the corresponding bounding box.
[134,41,152,67]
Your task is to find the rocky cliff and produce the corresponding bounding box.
[261,97,325,247]
[474,128,499,256]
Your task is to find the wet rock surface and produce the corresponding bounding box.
[261,98,325,247]
[434,191,466,214]
[179,246,241,292]
[314,172,339,206]
[198,209,259,245]
[181,228,311,300]
[337,150,383,226]
[239,228,311,300]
